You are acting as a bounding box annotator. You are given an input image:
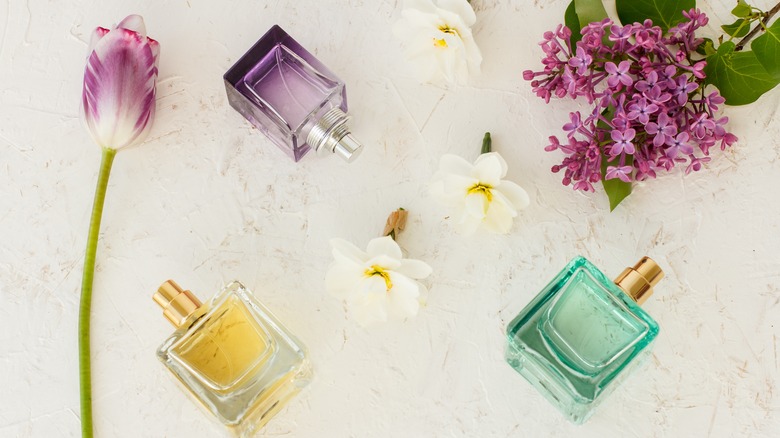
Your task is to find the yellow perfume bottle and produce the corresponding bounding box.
[154,280,311,436]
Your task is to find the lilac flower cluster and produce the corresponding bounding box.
[524,10,737,192]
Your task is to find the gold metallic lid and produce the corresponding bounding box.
[153,280,202,328]
[613,257,664,305]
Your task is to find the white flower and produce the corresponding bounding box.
[392,0,482,85]
[325,236,432,327]
[430,152,530,235]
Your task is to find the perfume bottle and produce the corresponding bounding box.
[224,25,362,163]
[154,280,312,436]
[505,256,663,424]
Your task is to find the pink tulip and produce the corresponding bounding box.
[78,15,159,438]
[81,15,159,150]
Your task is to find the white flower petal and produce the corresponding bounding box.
[464,191,488,218]
[492,190,519,217]
[394,0,481,86]
[330,238,368,264]
[483,198,514,234]
[351,289,389,327]
[366,236,403,261]
[473,152,508,184]
[404,0,439,15]
[357,275,391,296]
[386,273,421,319]
[496,180,531,210]
[325,263,364,299]
[397,259,433,279]
[364,254,402,271]
[439,153,473,176]
[438,0,477,26]
[455,207,483,235]
[417,282,429,306]
[442,174,477,200]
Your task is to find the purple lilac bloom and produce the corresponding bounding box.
[670,75,698,105]
[568,47,593,75]
[665,132,694,158]
[605,165,633,183]
[525,10,737,192]
[562,112,582,137]
[626,98,658,124]
[605,61,633,87]
[610,129,636,155]
[645,112,677,147]
[635,71,659,92]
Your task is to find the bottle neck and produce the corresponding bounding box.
[153,280,203,328]
[307,107,363,162]
[613,256,664,305]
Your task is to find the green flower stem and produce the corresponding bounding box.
[735,1,780,51]
[79,146,116,438]
[481,132,492,154]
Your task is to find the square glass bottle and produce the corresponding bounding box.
[154,280,312,437]
[224,25,362,162]
[505,256,663,424]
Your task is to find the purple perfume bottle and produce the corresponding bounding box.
[224,25,362,162]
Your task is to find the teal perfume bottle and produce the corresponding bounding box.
[505,256,663,424]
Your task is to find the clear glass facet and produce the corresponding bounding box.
[158,281,311,436]
[224,25,347,161]
[505,256,659,424]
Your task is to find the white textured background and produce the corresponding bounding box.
[1,0,779,437]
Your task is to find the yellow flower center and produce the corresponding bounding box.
[433,25,459,48]
[365,265,393,291]
[467,183,493,202]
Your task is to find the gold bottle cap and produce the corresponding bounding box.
[153,280,202,328]
[613,257,664,305]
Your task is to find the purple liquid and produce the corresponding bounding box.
[224,25,347,162]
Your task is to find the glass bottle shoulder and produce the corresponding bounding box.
[157,281,309,392]
[506,256,659,376]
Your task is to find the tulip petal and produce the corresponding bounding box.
[148,37,160,67]
[87,27,110,57]
[117,14,146,37]
[82,27,157,150]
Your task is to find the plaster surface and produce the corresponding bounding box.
[1,0,779,437]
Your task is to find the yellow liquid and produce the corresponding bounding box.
[173,297,273,390]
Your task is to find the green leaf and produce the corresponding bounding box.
[574,0,608,29]
[705,41,779,105]
[696,37,716,56]
[731,1,752,18]
[752,18,780,81]
[601,154,633,212]
[722,19,750,37]
[565,1,583,44]
[615,0,696,31]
